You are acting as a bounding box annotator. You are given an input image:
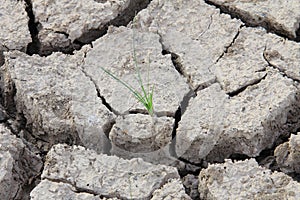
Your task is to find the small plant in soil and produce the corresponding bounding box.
[100,23,154,116]
[100,61,154,116]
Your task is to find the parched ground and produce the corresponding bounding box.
[1,0,300,199]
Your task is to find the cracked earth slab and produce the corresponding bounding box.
[0,0,31,65]
[151,178,191,200]
[36,144,181,199]
[275,133,300,174]
[83,26,189,116]
[32,178,190,200]
[264,37,300,82]
[109,114,186,168]
[134,0,242,90]
[213,27,269,94]
[32,0,150,54]
[2,49,115,153]
[0,124,42,200]
[176,68,300,163]
[206,0,300,40]
[30,180,118,200]
[199,159,300,200]
[213,25,300,94]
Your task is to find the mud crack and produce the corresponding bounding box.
[262,46,299,83]
[43,178,100,196]
[215,26,242,63]
[24,0,41,55]
[204,0,299,42]
[227,73,267,97]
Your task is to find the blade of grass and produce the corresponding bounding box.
[100,14,154,116]
[100,67,154,116]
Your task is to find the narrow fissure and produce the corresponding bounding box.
[24,0,41,55]
[159,33,186,78]
[197,14,213,38]
[215,26,241,63]
[109,0,152,28]
[80,63,121,116]
[177,157,203,177]
[169,89,197,170]
[161,49,197,91]
[44,177,100,196]
[169,107,181,159]
[263,47,300,83]
[227,73,267,97]
[296,24,300,42]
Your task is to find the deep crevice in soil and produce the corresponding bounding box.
[161,49,196,90]
[296,25,300,42]
[24,0,41,55]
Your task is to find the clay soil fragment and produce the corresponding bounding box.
[199,159,300,200]
[176,69,300,163]
[109,114,184,167]
[207,0,300,40]
[32,0,150,54]
[0,0,31,64]
[39,144,180,199]
[83,26,189,116]
[0,124,42,200]
[2,50,114,153]
[135,0,242,89]
[275,133,300,174]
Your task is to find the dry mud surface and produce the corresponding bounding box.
[1,0,300,199]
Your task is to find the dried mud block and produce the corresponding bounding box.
[2,50,114,152]
[199,159,300,200]
[0,0,30,51]
[176,69,300,163]
[0,124,42,200]
[110,114,173,153]
[110,114,184,167]
[32,0,137,54]
[30,180,119,200]
[151,179,191,200]
[207,0,300,40]
[176,83,227,163]
[32,0,151,54]
[83,26,189,116]
[264,36,300,81]
[214,27,269,94]
[0,0,31,65]
[275,133,300,174]
[41,144,180,199]
[135,0,242,89]
[214,26,299,94]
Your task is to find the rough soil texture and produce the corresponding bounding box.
[275,133,300,174]
[0,124,42,200]
[0,0,300,199]
[199,159,300,200]
[0,0,31,65]
[206,0,300,40]
[34,144,180,199]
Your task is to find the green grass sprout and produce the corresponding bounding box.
[100,65,154,116]
[101,15,154,116]
[101,14,154,116]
